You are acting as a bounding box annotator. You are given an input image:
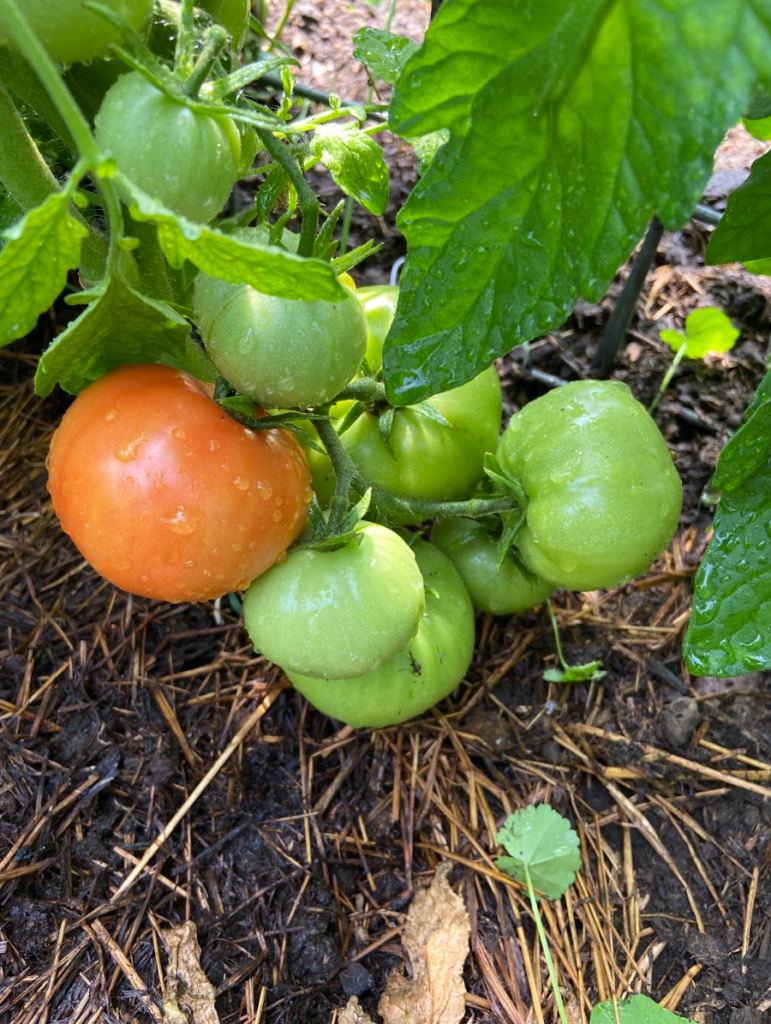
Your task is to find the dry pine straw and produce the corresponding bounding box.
[0,341,769,1024]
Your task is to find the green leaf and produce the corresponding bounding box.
[384,0,768,403]
[707,149,771,264]
[352,27,419,86]
[543,661,606,684]
[310,123,389,216]
[591,995,696,1024]
[672,307,740,358]
[410,129,450,176]
[742,114,771,140]
[659,329,687,353]
[495,805,582,900]
[744,257,771,275]
[684,459,771,677]
[330,239,382,275]
[0,193,88,347]
[496,511,525,574]
[123,180,344,301]
[34,274,192,396]
[712,370,771,492]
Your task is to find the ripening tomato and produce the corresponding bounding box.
[95,71,242,223]
[47,364,312,602]
[0,0,154,64]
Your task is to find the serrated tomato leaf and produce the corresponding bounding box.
[706,149,771,264]
[383,0,769,403]
[591,995,696,1024]
[495,804,581,899]
[123,179,344,301]
[34,274,192,396]
[684,460,771,676]
[310,123,389,216]
[0,193,88,347]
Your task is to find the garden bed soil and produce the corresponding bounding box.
[1,3,770,1023]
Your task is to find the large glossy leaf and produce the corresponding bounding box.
[706,149,771,264]
[384,0,771,403]
[684,459,771,677]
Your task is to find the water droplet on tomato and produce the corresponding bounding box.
[216,573,224,581]
[184,559,194,568]
[231,542,242,552]
[126,476,135,484]
[272,510,282,522]
[115,434,147,462]
[275,496,283,506]
[257,480,273,500]
[234,477,250,491]
[105,410,115,421]
[210,439,221,452]
[162,507,201,536]
[173,428,186,440]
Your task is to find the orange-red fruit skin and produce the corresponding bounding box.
[47,364,312,603]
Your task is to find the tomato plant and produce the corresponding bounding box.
[194,269,368,409]
[0,0,153,64]
[497,381,682,592]
[47,364,312,603]
[95,71,242,223]
[431,516,554,615]
[287,537,475,727]
[242,522,426,680]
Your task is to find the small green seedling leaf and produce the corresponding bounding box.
[352,27,419,86]
[310,123,389,215]
[661,307,739,358]
[0,193,88,347]
[591,994,696,1024]
[495,805,582,900]
[34,273,192,396]
[122,178,344,301]
[544,661,606,684]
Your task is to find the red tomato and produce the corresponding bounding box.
[47,364,312,602]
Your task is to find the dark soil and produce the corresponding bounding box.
[1,3,771,1024]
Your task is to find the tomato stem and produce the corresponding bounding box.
[174,0,197,79]
[546,598,570,672]
[256,129,319,258]
[182,25,229,99]
[0,0,101,167]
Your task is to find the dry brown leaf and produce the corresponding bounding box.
[378,862,470,1024]
[162,921,219,1024]
[339,995,376,1023]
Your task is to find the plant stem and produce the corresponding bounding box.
[182,25,228,98]
[0,80,107,283]
[590,215,663,377]
[0,0,100,165]
[648,342,687,414]
[315,417,356,535]
[174,0,197,78]
[547,599,569,672]
[523,862,570,1024]
[256,128,318,258]
[257,75,387,123]
[339,195,354,255]
[335,377,387,404]
[384,0,399,31]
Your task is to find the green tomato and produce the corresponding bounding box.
[288,537,475,727]
[342,365,502,523]
[194,270,368,410]
[94,71,241,223]
[243,522,425,680]
[498,380,683,591]
[0,0,153,64]
[357,284,399,372]
[430,517,554,615]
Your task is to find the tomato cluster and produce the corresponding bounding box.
[47,275,682,728]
